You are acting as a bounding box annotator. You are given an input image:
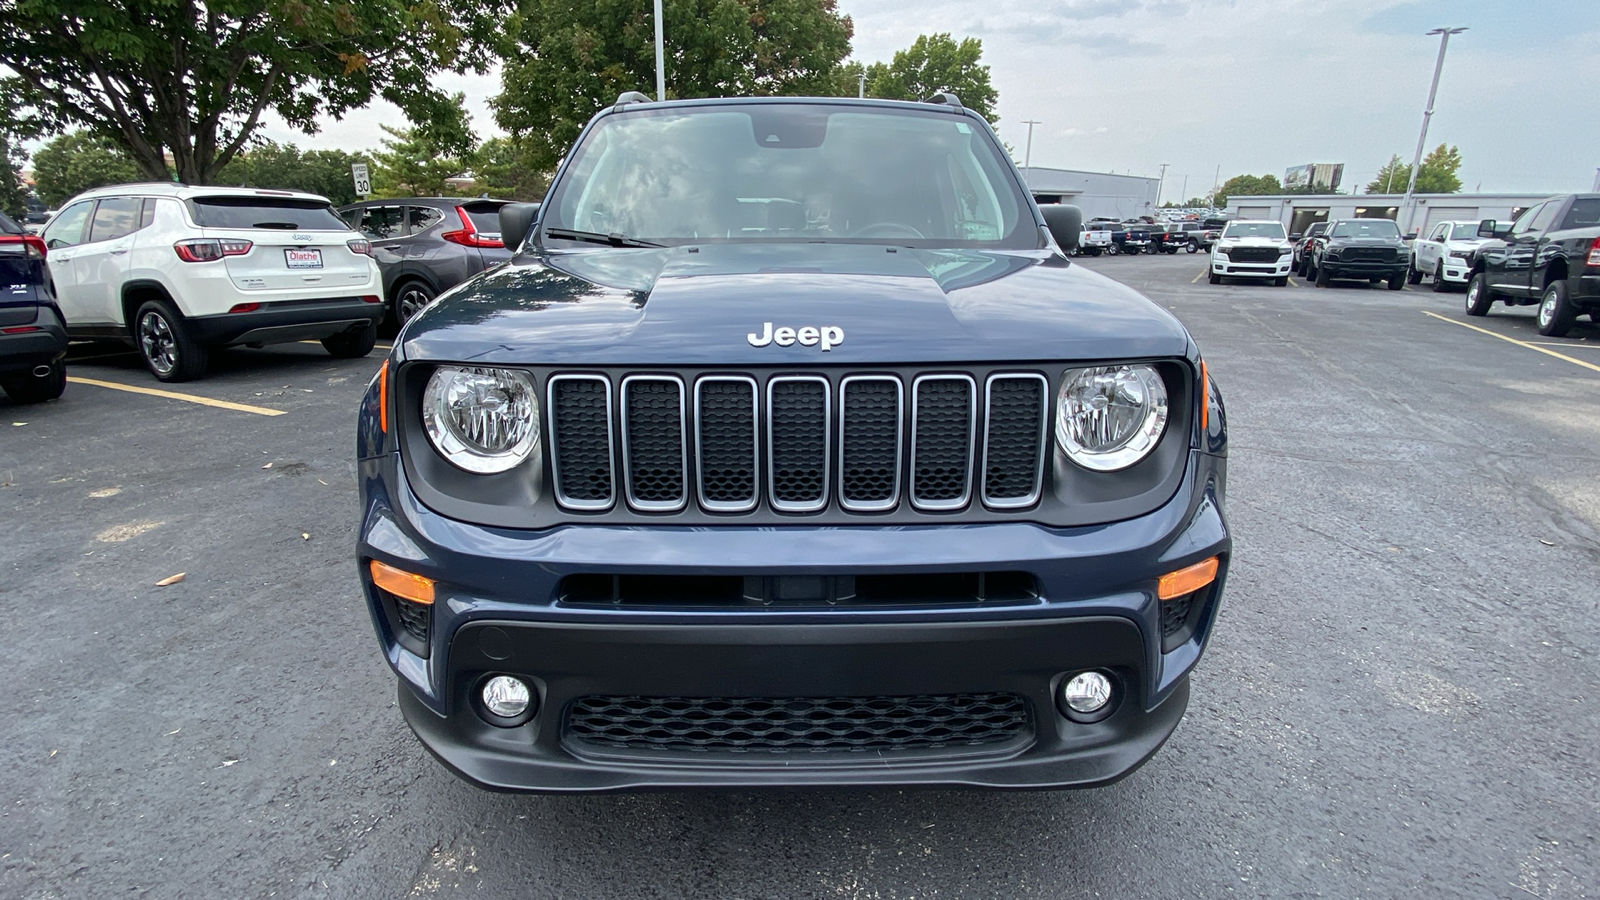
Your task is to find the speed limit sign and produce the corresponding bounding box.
[351,163,370,197]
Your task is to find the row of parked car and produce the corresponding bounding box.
[1073,217,1225,257]
[0,182,526,401]
[1206,193,1600,330]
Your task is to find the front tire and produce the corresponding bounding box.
[1387,273,1405,291]
[1432,261,1450,293]
[1107,243,1121,256]
[1464,273,1493,316]
[1274,276,1289,287]
[1186,242,1198,254]
[322,322,379,359]
[1,358,66,403]
[1407,258,1423,284]
[135,299,208,382]
[1315,261,1330,287]
[1208,271,1221,285]
[1537,281,1577,337]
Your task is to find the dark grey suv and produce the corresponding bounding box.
[339,198,519,325]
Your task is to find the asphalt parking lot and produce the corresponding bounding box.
[3,252,1597,899]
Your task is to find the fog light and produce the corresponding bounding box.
[482,676,531,718]
[1063,671,1113,714]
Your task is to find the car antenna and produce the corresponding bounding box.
[614,91,652,110]
[922,92,963,110]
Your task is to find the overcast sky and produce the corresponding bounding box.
[261,0,1600,196]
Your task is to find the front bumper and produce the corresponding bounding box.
[1320,259,1405,279]
[1212,256,1292,278]
[358,450,1230,792]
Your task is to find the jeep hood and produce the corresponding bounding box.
[400,243,1194,366]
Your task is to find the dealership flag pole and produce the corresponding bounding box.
[1400,27,1466,233]
[654,0,665,101]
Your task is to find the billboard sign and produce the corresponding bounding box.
[1284,163,1344,192]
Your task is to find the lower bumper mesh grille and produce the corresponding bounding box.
[566,693,1030,753]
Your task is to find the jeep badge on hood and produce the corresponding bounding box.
[747,322,845,351]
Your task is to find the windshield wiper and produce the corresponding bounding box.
[543,228,663,248]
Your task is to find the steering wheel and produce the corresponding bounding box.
[848,222,926,239]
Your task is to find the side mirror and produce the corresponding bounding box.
[1041,204,1083,253]
[1403,232,1417,241]
[498,202,541,252]
[1289,232,1302,242]
[1476,219,1497,238]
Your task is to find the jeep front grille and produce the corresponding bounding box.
[546,370,1050,515]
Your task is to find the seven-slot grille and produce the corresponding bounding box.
[545,371,1051,514]
[1341,246,1398,262]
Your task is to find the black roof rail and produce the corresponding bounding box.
[922,92,963,110]
[614,91,652,109]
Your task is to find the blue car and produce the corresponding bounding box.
[356,94,1230,792]
[0,211,68,403]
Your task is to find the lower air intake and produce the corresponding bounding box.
[567,693,1030,753]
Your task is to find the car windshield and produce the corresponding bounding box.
[1224,222,1286,240]
[1329,219,1401,239]
[1449,223,1483,240]
[542,103,1032,248]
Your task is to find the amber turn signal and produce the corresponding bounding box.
[1158,556,1219,601]
[1199,360,1209,432]
[378,359,390,434]
[370,559,435,604]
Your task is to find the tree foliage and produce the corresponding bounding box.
[29,131,143,207]
[493,0,854,171]
[1365,145,1463,194]
[369,93,478,198]
[471,138,553,202]
[0,0,511,185]
[863,34,998,124]
[1213,173,1281,207]
[216,142,374,206]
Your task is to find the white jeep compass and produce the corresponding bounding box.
[41,183,384,381]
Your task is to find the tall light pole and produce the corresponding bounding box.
[1021,119,1042,184]
[1400,26,1466,233]
[1156,163,1169,208]
[857,72,866,98]
[653,0,666,101]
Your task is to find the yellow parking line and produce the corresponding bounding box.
[66,377,287,416]
[1287,277,1299,288]
[1191,271,1206,284]
[1421,311,1600,375]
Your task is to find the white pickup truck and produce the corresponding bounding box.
[1076,222,1114,256]
[1408,220,1492,291]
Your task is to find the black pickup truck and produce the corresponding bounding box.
[1466,194,1600,336]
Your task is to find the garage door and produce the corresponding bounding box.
[1423,206,1476,231]
[1236,206,1271,220]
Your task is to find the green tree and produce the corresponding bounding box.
[863,34,998,124]
[0,0,510,185]
[493,0,854,171]
[371,93,478,197]
[472,137,552,202]
[1213,173,1282,207]
[29,131,142,207]
[1366,145,1463,194]
[0,139,26,219]
[216,142,374,205]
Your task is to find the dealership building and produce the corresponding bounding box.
[1225,192,1552,236]
[1023,167,1163,222]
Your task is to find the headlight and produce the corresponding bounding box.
[1448,249,1471,259]
[1055,364,1169,472]
[1278,244,1293,255]
[422,365,540,474]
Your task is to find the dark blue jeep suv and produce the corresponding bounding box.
[0,211,68,403]
[355,95,1230,792]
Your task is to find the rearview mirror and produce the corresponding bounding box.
[1476,219,1497,238]
[1041,204,1083,253]
[498,202,541,252]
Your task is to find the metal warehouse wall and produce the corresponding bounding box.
[1024,167,1162,222]
[1227,193,1553,235]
